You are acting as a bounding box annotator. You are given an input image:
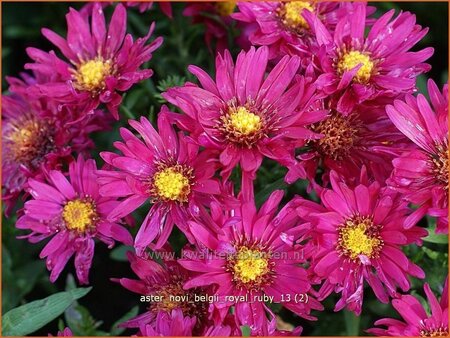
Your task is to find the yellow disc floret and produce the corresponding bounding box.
[215,1,236,16]
[74,57,112,92]
[153,167,191,202]
[228,107,262,135]
[62,199,97,232]
[232,247,269,284]
[277,1,314,31]
[337,51,374,84]
[338,217,383,261]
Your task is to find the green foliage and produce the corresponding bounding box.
[2,287,92,336]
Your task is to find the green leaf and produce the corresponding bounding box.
[2,287,92,336]
[110,306,139,335]
[64,303,102,336]
[344,310,360,336]
[423,220,448,244]
[255,178,287,207]
[240,325,251,337]
[110,245,134,262]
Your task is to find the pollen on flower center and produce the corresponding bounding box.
[337,216,383,261]
[311,113,362,161]
[431,144,449,188]
[420,326,449,337]
[151,165,193,203]
[4,117,55,167]
[337,50,374,84]
[62,199,98,232]
[219,105,266,148]
[73,57,112,93]
[230,247,270,286]
[277,1,314,31]
[215,1,236,16]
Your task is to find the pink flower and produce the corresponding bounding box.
[232,1,374,60]
[286,100,410,191]
[49,328,73,337]
[295,170,428,315]
[163,46,324,185]
[386,80,448,234]
[137,309,197,337]
[367,277,448,336]
[1,88,105,216]
[16,156,132,284]
[25,3,163,119]
[308,3,433,113]
[178,187,323,335]
[97,108,226,253]
[183,2,237,52]
[114,251,221,335]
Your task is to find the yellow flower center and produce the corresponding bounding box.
[74,57,112,92]
[62,199,97,232]
[4,118,54,167]
[337,51,374,84]
[277,1,314,31]
[232,247,269,284]
[152,166,192,203]
[228,107,262,135]
[338,217,383,261]
[431,144,449,189]
[312,113,362,161]
[215,1,236,16]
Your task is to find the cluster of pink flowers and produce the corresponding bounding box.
[3,1,448,337]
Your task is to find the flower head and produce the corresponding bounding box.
[97,108,226,254]
[295,170,428,315]
[232,2,374,60]
[163,46,325,183]
[25,3,163,119]
[178,187,323,335]
[386,80,448,233]
[310,3,433,113]
[16,156,132,284]
[368,277,448,336]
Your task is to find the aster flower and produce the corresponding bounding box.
[286,100,410,191]
[49,328,73,337]
[183,2,237,52]
[295,170,428,315]
[137,309,197,337]
[114,251,221,335]
[97,108,226,253]
[1,91,104,216]
[163,46,324,184]
[178,187,323,335]
[308,3,433,113]
[25,3,163,119]
[232,1,374,61]
[16,156,132,284]
[386,80,448,233]
[368,277,448,336]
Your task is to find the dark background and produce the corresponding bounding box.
[2,2,449,336]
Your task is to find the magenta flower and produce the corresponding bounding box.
[386,80,448,234]
[16,156,132,284]
[368,277,448,336]
[232,2,374,60]
[25,3,163,119]
[97,108,225,253]
[137,309,197,337]
[178,187,323,335]
[286,100,410,191]
[295,170,428,315]
[163,46,324,183]
[49,328,73,337]
[308,3,433,113]
[1,90,105,216]
[114,251,221,335]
